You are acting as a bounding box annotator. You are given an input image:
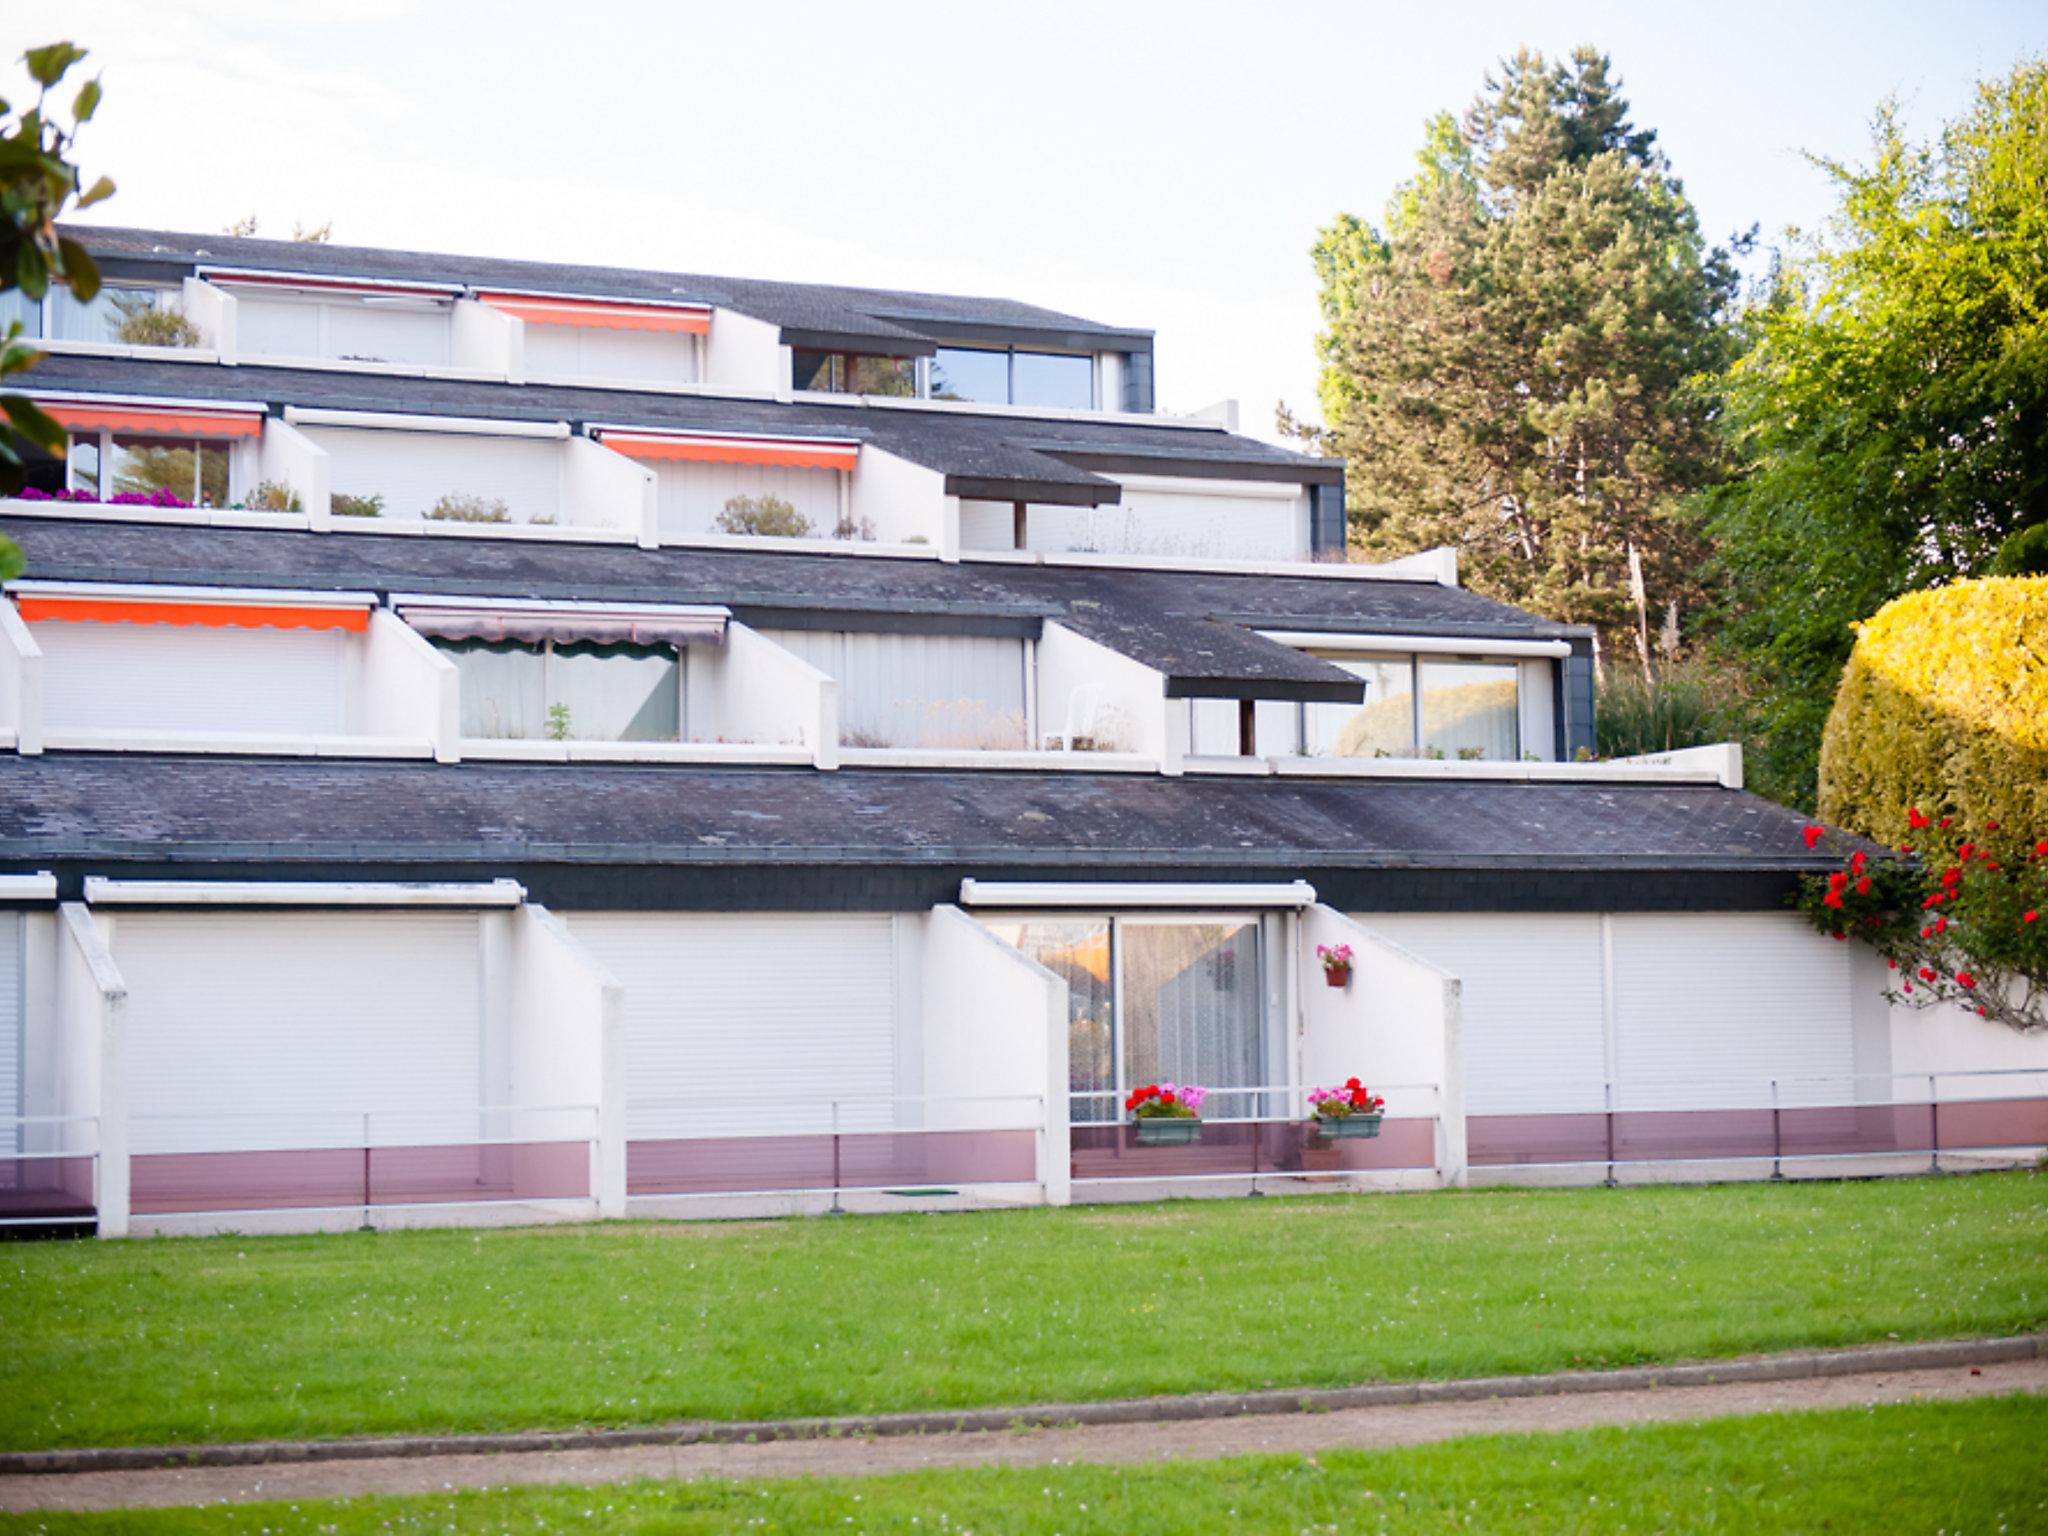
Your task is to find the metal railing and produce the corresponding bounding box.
[0,1113,99,1227]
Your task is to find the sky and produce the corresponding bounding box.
[13,1,2046,440]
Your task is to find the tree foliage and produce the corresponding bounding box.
[1303,48,1737,675]
[1703,60,2048,808]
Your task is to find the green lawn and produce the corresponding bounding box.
[4,1397,2041,1534]
[1,1174,2042,1452]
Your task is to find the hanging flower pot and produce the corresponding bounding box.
[1125,1083,1207,1145]
[1317,943,1353,989]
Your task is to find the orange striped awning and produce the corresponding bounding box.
[41,402,265,439]
[16,594,369,632]
[476,292,712,334]
[599,431,859,472]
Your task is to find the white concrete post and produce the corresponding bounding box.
[59,903,128,1237]
[0,598,44,755]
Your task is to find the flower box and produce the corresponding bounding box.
[1135,1116,1204,1146]
[1316,1111,1383,1140]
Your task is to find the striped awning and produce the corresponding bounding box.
[475,291,712,334]
[597,429,860,472]
[40,401,265,439]
[397,602,728,648]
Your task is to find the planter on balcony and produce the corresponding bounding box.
[1315,1111,1383,1140]
[1134,1116,1203,1146]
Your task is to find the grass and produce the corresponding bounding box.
[3,1397,2042,1534]
[1,1174,2042,1451]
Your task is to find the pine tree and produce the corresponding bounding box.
[1304,49,1738,677]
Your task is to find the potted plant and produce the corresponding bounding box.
[1308,1078,1386,1139]
[1317,943,1354,988]
[1125,1082,1207,1145]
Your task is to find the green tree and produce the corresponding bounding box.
[1703,59,2048,809]
[0,41,114,577]
[1301,48,1737,678]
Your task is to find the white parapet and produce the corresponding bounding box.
[54,903,128,1237]
[562,435,659,546]
[683,620,840,768]
[506,905,626,1218]
[1036,620,1175,769]
[0,597,44,755]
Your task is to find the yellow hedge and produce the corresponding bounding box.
[1818,575,2048,842]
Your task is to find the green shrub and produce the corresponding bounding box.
[330,492,383,519]
[1596,660,1727,758]
[1817,576,2048,843]
[111,294,201,348]
[240,479,301,512]
[1987,522,2048,577]
[715,493,813,538]
[424,492,511,524]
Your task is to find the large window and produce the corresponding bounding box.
[65,430,232,506]
[930,346,1095,409]
[790,349,916,396]
[1192,654,1524,761]
[47,283,174,344]
[986,916,1267,1122]
[0,287,42,340]
[436,640,682,742]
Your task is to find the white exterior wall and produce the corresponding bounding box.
[47,906,125,1232]
[561,436,658,542]
[0,912,20,1123]
[352,609,458,759]
[654,460,841,538]
[505,906,626,1214]
[1518,659,1557,761]
[525,324,699,387]
[0,598,43,753]
[449,299,523,378]
[703,308,785,392]
[254,419,330,521]
[1884,978,2048,1101]
[236,294,453,366]
[300,425,564,524]
[565,912,902,1137]
[756,629,1028,750]
[682,620,838,762]
[1353,911,1861,1115]
[180,278,236,358]
[111,910,488,1154]
[847,447,950,548]
[33,620,352,737]
[1036,620,1169,760]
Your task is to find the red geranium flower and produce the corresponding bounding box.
[1956,973,1977,989]
[1803,825,1825,848]
[1907,808,1930,830]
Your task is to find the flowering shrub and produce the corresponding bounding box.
[18,485,190,508]
[1800,809,2047,1033]
[1123,1082,1207,1121]
[1309,1077,1386,1120]
[1316,943,1354,974]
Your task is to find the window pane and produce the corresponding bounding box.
[444,645,548,739]
[1421,660,1519,760]
[1012,351,1094,409]
[0,288,41,340]
[49,283,162,344]
[65,434,100,496]
[548,648,680,741]
[845,354,915,396]
[1122,921,1264,1116]
[1187,699,1300,756]
[110,434,206,504]
[985,920,1115,1122]
[929,347,1009,403]
[790,349,835,392]
[1304,657,1414,757]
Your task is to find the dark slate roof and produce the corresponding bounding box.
[0,514,1584,697]
[0,754,1840,912]
[68,224,1154,355]
[21,353,1333,505]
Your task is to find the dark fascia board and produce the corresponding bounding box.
[944,474,1120,507]
[10,856,1808,915]
[1049,450,1346,488]
[1164,677,1366,704]
[779,327,938,359]
[95,255,193,284]
[911,322,1157,354]
[1209,611,1597,643]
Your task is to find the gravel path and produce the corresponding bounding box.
[5,1358,2042,1514]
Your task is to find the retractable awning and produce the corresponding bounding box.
[197,268,464,301]
[394,597,730,649]
[38,399,265,439]
[9,581,374,632]
[595,428,860,472]
[474,290,713,334]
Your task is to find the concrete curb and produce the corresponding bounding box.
[5,1334,2042,1477]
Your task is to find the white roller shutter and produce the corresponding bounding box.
[1351,913,1609,1113]
[302,425,561,523]
[525,325,697,386]
[236,295,450,366]
[0,914,21,1125]
[33,621,350,735]
[566,912,898,1135]
[759,630,1029,749]
[1611,913,1854,1109]
[116,912,484,1152]
[654,460,839,536]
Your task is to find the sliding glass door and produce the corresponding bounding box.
[984,916,1267,1122]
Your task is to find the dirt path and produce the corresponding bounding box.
[5,1358,2042,1514]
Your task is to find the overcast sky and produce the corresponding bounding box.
[17,1,2045,439]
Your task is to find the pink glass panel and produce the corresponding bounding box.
[1069,1119,1436,1181]
[0,1156,96,1221]
[628,1129,1038,1197]
[131,1141,589,1215]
